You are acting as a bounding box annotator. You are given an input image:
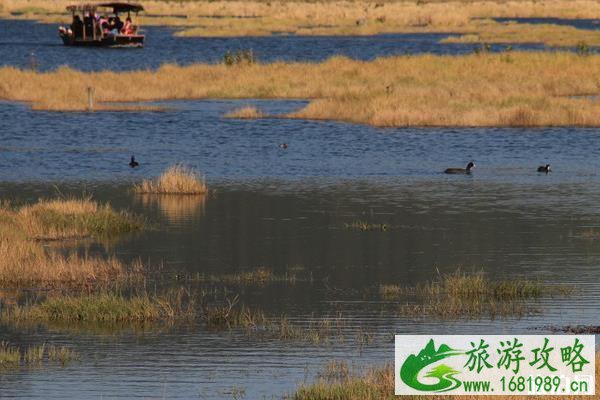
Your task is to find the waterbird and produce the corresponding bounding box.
[444,161,475,174]
[129,155,139,168]
[537,164,551,173]
[279,143,288,149]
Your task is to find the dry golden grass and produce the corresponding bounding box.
[225,105,265,119]
[0,198,144,288]
[135,165,207,195]
[4,0,600,39]
[293,354,600,399]
[5,52,600,126]
[443,19,600,47]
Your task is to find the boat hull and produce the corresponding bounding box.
[60,33,144,48]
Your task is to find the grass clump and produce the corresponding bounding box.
[2,289,195,324]
[135,165,207,195]
[223,50,257,66]
[392,269,572,319]
[293,354,600,400]
[344,221,388,232]
[0,341,20,368]
[225,105,264,119]
[0,342,78,370]
[4,197,143,240]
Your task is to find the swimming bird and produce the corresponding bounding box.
[279,143,288,149]
[444,161,475,174]
[129,155,139,168]
[537,164,551,173]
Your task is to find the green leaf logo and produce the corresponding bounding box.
[400,339,464,392]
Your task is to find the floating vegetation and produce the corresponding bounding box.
[388,269,572,319]
[135,165,207,195]
[0,341,78,370]
[344,221,389,232]
[224,105,265,119]
[192,267,308,286]
[1,289,196,324]
[378,284,402,300]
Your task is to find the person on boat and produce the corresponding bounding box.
[71,15,83,38]
[99,15,110,36]
[83,12,94,37]
[108,17,119,36]
[114,15,124,33]
[122,17,135,35]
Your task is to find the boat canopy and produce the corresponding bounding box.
[66,2,144,13]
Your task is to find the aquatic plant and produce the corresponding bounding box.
[344,221,388,232]
[223,50,256,66]
[224,105,264,119]
[0,341,78,370]
[1,289,196,324]
[292,354,600,399]
[135,165,207,195]
[0,341,20,368]
[193,267,305,286]
[389,269,572,319]
[3,197,143,240]
[47,345,79,365]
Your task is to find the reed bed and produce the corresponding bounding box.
[135,165,207,195]
[386,269,572,318]
[4,0,600,40]
[5,52,600,126]
[0,341,78,370]
[10,197,144,240]
[225,105,265,119]
[1,289,196,323]
[0,198,144,288]
[292,354,600,399]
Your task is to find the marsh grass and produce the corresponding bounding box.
[344,221,389,232]
[135,165,207,195]
[292,355,600,399]
[386,269,572,318]
[4,197,143,240]
[224,105,265,119]
[7,52,600,127]
[193,267,306,286]
[47,345,79,365]
[1,288,196,324]
[0,341,20,368]
[0,342,78,370]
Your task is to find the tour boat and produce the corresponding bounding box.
[59,2,145,47]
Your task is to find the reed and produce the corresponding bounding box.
[4,0,600,40]
[1,289,196,323]
[0,341,20,368]
[225,105,265,119]
[194,267,303,285]
[13,197,144,240]
[47,345,79,365]
[5,52,600,127]
[135,165,207,195]
[292,354,600,399]
[390,269,571,318]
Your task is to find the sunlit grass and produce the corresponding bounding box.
[5,52,600,126]
[135,165,207,195]
[0,341,78,370]
[383,269,572,318]
[224,105,265,119]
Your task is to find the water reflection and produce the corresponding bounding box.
[136,193,207,223]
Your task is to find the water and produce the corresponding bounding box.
[1,16,600,399]
[0,19,550,71]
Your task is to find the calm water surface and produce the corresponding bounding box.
[1,16,600,399]
[0,19,549,71]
